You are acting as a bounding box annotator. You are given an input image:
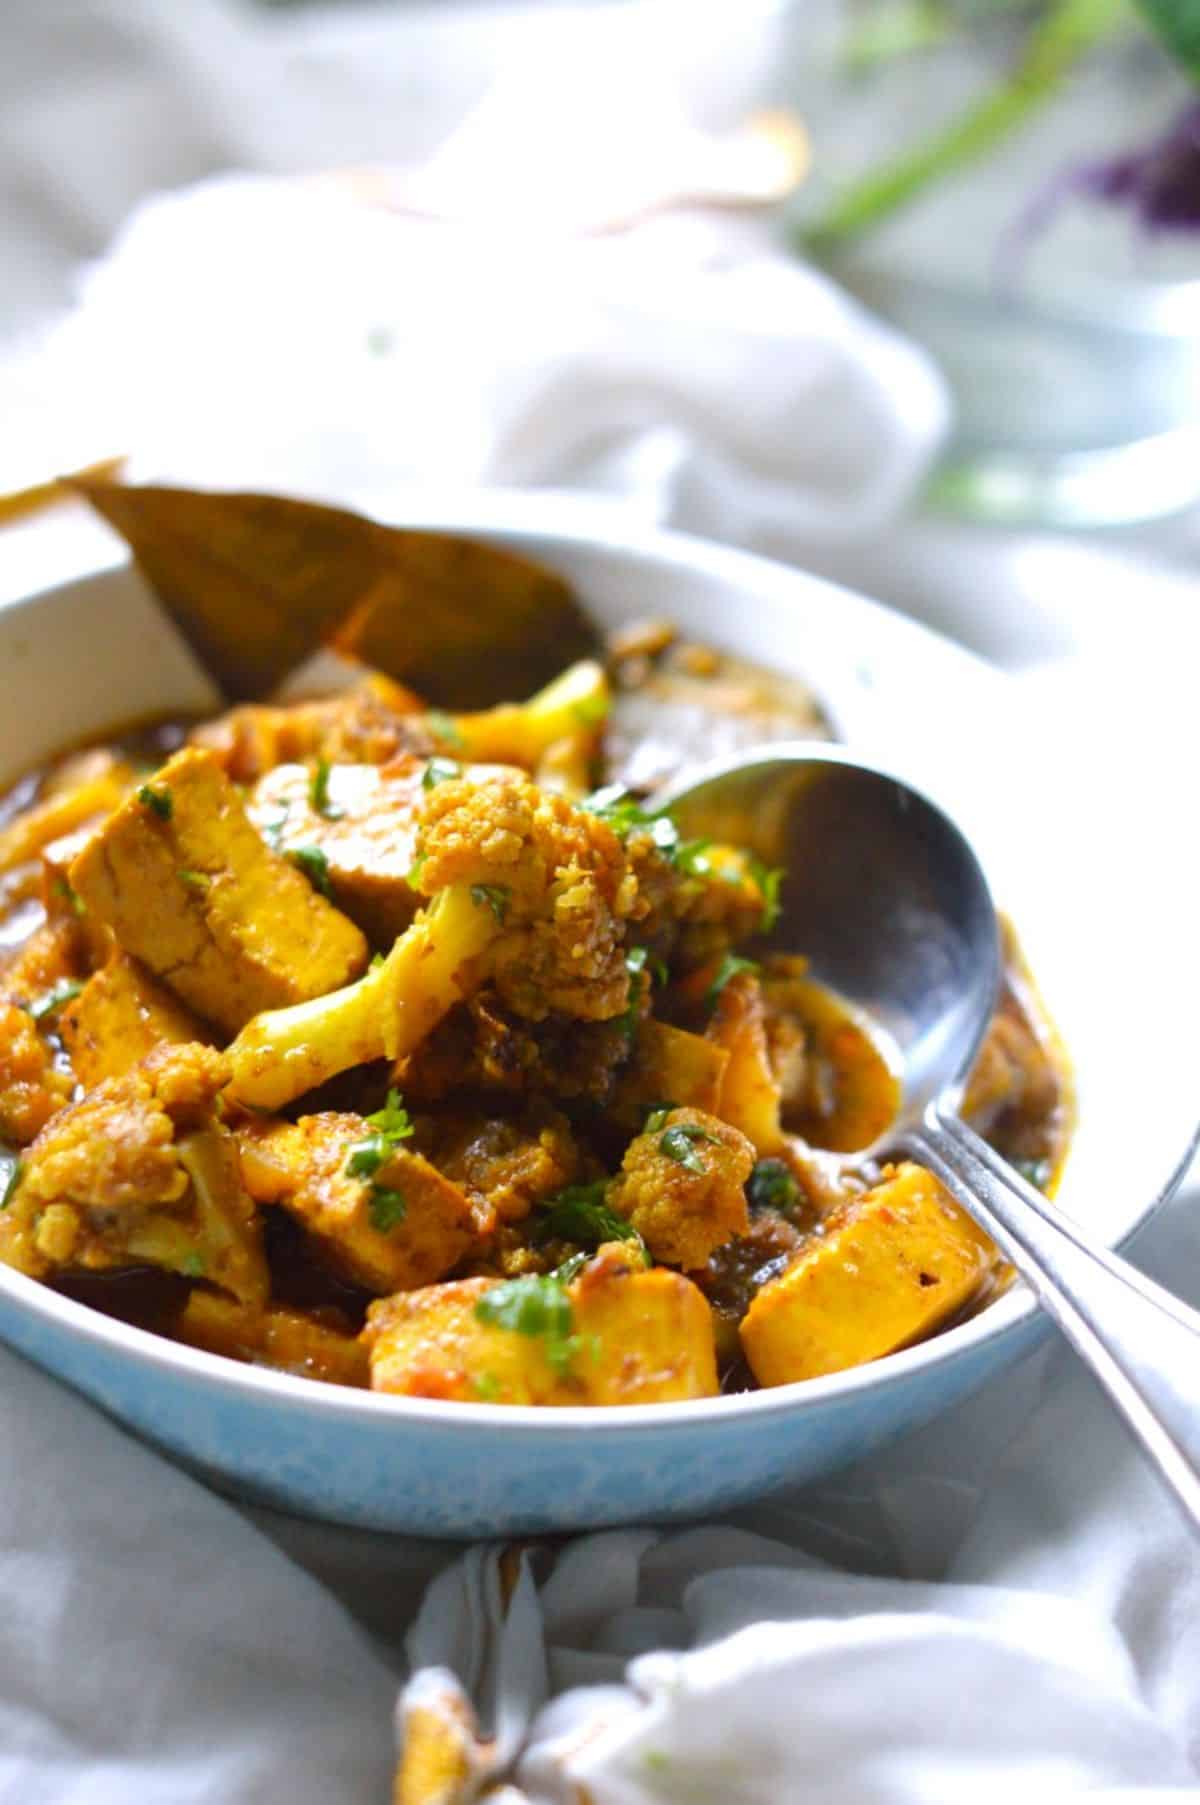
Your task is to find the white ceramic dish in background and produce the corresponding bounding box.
[0,490,1193,1538]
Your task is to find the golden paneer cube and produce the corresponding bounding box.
[364,1242,719,1406]
[238,1113,477,1295]
[69,747,368,1034]
[247,759,425,946]
[740,1162,998,1386]
[60,952,209,1087]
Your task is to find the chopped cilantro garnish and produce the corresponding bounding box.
[747,1157,802,1217]
[422,756,461,791]
[0,1149,22,1209]
[749,857,785,934]
[659,1122,721,1173]
[27,979,83,1022]
[474,1270,580,1374]
[470,884,510,923]
[368,1187,407,1232]
[53,877,84,917]
[407,844,428,886]
[675,839,713,878]
[311,757,342,820]
[621,947,649,1041]
[369,951,385,970]
[367,1089,415,1142]
[177,869,209,893]
[345,1089,414,1180]
[473,1371,502,1402]
[425,710,463,749]
[705,952,760,1010]
[535,1180,645,1255]
[288,845,331,897]
[1013,1156,1054,1192]
[644,1103,677,1134]
[136,784,172,820]
[180,1252,207,1278]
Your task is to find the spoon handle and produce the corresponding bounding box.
[904,1105,1200,1536]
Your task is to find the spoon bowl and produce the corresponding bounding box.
[658,744,1001,1148]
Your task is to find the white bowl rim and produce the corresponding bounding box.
[1,488,1196,1437]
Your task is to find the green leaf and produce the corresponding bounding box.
[177,869,210,893]
[422,756,462,791]
[1134,0,1200,74]
[659,1122,721,1174]
[262,805,290,852]
[180,1252,207,1278]
[473,1371,502,1401]
[27,979,83,1022]
[0,1149,22,1210]
[704,953,760,1011]
[366,1087,415,1143]
[747,1157,802,1217]
[536,1180,646,1255]
[474,1271,580,1374]
[803,0,1126,251]
[470,884,511,923]
[571,691,610,726]
[644,1103,677,1134]
[368,1187,407,1232]
[345,1089,414,1179]
[310,756,342,820]
[675,839,713,878]
[748,857,785,934]
[288,844,332,897]
[136,783,172,820]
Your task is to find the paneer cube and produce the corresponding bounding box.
[178,1291,369,1387]
[60,952,209,1086]
[238,1112,477,1294]
[739,1162,998,1386]
[247,759,425,945]
[69,747,368,1033]
[363,1242,718,1406]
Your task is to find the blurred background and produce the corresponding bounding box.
[3,0,1199,660]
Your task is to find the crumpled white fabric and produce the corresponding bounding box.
[388,1171,1200,1803]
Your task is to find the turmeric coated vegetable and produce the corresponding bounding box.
[224,883,500,1110]
[69,747,368,1033]
[0,612,1071,1405]
[364,1241,718,1406]
[739,1162,999,1386]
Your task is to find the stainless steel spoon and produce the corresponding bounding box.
[658,744,1200,1533]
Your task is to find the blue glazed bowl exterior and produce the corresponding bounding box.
[0,1273,1045,1536]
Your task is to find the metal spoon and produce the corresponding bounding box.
[658,744,1200,1533]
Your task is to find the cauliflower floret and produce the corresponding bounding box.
[0,1043,267,1304]
[608,1105,753,1270]
[625,833,769,973]
[415,775,639,1021]
[427,1104,580,1227]
[0,1002,74,1144]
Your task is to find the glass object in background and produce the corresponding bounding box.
[784,2,1200,526]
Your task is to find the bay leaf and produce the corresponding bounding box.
[74,479,598,708]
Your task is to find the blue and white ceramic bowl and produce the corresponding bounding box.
[0,490,1193,1537]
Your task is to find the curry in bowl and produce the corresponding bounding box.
[0,566,1071,1406]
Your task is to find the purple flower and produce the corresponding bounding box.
[1002,96,1200,270]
